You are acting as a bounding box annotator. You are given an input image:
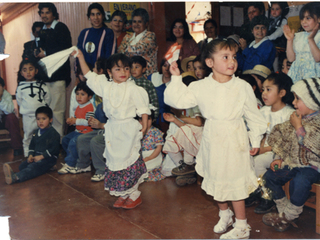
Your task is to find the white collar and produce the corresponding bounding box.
[249,37,268,48]
[129,29,147,46]
[43,20,58,30]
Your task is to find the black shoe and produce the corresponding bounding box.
[171,160,196,176]
[254,198,276,214]
[13,149,23,156]
[175,173,197,186]
[245,187,261,207]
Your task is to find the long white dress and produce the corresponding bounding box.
[164,74,267,201]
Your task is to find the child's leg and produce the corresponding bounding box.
[62,131,82,167]
[15,157,57,182]
[90,133,106,175]
[22,115,37,157]
[76,130,97,169]
[253,151,274,178]
[214,201,234,234]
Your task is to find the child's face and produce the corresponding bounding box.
[193,61,205,79]
[301,11,320,33]
[187,61,194,72]
[270,4,282,18]
[20,63,38,81]
[252,25,267,42]
[131,63,146,79]
[281,59,290,74]
[292,93,315,117]
[261,79,285,106]
[206,47,237,78]
[76,89,92,105]
[139,117,152,129]
[107,61,131,84]
[162,61,171,78]
[36,113,52,129]
[251,74,263,91]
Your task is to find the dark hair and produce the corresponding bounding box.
[106,53,132,72]
[202,38,237,64]
[95,57,109,77]
[239,74,263,103]
[87,3,106,22]
[182,74,197,86]
[75,81,94,97]
[268,2,289,19]
[194,54,211,78]
[299,2,320,21]
[0,77,4,87]
[131,56,147,68]
[32,21,44,33]
[159,59,168,74]
[250,15,269,30]
[38,3,59,20]
[266,72,294,106]
[111,10,127,25]
[170,18,193,41]
[245,2,265,19]
[204,19,217,30]
[132,8,149,24]
[18,60,40,82]
[36,106,53,119]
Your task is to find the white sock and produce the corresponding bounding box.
[129,190,141,201]
[235,218,247,229]
[220,208,231,219]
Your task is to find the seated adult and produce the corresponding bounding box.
[22,21,44,62]
[77,3,116,68]
[237,15,276,72]
[148,59,172,134]
[0,77,23,156]
[168,18,200,60]
[118,8,158,77]
[198,19,219,51]
[110,10,127,48]
[238,2,266,50]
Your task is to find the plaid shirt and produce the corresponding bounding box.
[133,76,159,119]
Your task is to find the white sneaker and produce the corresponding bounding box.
[220,224,251,239]
[58,163,75,174]
[91,174,104,182]
[214,208,234,233]
[69,165,91,174]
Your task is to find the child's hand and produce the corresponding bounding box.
[290,111,302,130]
[250,148,259,156]
[163,113,176,122]
[283,25,295,41]
[33,155,44,162]
[309,22,319,40]
[71,49,83,58]
[143,156,152,162]
[27,155,34,163]
[169,61,180,76]
[239,38,247,50]
[140,126,147,136]
[270,159,283,172]
[88,117,102,129]
[66,117,76,126]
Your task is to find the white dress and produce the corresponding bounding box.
[164,74,267,201]
[86,72,150,171]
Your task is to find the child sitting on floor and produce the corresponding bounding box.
[3,106,60,184]
[262,77,320,232]
[59,81,95,174]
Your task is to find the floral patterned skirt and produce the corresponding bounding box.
[104,154,147,197]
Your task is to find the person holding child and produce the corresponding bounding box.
[16,60,51,157]
[164,39,267,238]
[284,2,320,83]
[73,50,150,210]
[58,82,95,174]
[3,106,60,184]
[262,77,320,232]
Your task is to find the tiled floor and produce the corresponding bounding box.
[0,145,319,239]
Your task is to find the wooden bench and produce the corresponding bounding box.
[0,129,11,142]
[284,181,320,234]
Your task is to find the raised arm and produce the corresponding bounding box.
[283,24,295,62]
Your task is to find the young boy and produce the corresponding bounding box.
[243,64,271,92]
[262,78,320,231]
[3,106,60,184]
[237,15,276,72]
[131,56,159,119]
[0,77,23,156]
[58,81,95,174]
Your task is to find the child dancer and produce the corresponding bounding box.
[59,81,95,174]
[284,2,320,83]
[262,78,320,232]
[164,39,267,238]
[247,73,295,213]
[73,50,150,209]
[3,106,60,184]
[16,60,51,157]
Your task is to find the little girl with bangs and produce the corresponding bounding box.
[164,39,267,239]
[73,50,150,210]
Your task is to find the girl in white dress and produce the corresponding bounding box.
[73,50,150,210]
[164,39,267,239]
